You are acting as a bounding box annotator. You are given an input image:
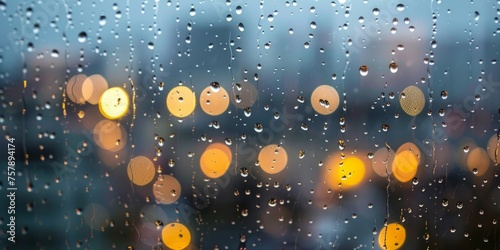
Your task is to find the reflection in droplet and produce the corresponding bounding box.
[389,62,398,73]
[78,32,87,43]
[359,65,369,76]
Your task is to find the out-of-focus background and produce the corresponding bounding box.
[0,0,499,249]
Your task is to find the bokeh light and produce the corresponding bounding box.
[166,86,196,118]
[486,133,500,165]
[82,74,109,105]
[200,146,231,178]
[66,74,87,104]
[258,144,288,174]
[127,156,156,186]
[326,155,366,189]
[98,87,130,120]
[372,147,395,177]
[310,85,340,115]
[467,147,490,176]
[199,85,230,116]
[153,174,182,204]
[378,223,406,250]
[392,142,420,183]
[161,222,191,250]
[230,81,258,109]
[93,119,127,152]
[399,85,425,116]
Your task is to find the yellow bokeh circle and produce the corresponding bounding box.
[98,87,130,120]
[153,175,182,204]
[258,144,288,174]
[199,85,230,116]
[93,119,127,152]
[326,156,365,189]
[378,223,406,250]
[127,156,156,186]
[166,86,196,118]
[162,222,191,250]
[311,85,340,115]
[200,147,231,178]
[206,143,232,163]
[467,147,490,176]
[392,142,420,183]
[399,85,425,116]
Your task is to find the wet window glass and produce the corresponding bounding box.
[0,0,499,249]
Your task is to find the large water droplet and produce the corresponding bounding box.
[78,32,87,43]
[359,65,368,76]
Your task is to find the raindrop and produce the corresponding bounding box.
[99,15,107,26]
[442,199,449,207]
[78,32,87,43]
[51,49,59,58]
[235,5,242,14]
[440,91,448,99]
[396,4,405,11]
[298,150,305,159]
[463,146,470,153]
[244,107,251,117]
[359,65,368,76]
[210,82,220,92]
[372,8,380,16]
[254,123,263,133]
[389,62,398,73]
[268,198,277,207]
[238,23,245,32]
[189,7,196,16]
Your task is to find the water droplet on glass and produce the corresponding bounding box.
[254,123,263,132]
[440,90,448,99]
[78,32,87,43]
[389,62,398,73]
[396,4,405,11]
[51,49,59,58]
[298,150,305,159]
[235,5,242,14]
[359,65,368,76]
[372,8,380,16]
[268,198,277,207]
